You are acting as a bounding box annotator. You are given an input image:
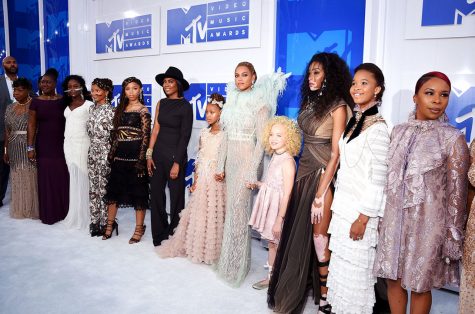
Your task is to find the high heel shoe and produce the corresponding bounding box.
[102,219,119,240]
[252,266,272,290]
[129,224,146,244]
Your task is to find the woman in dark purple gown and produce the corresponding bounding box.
[27,68,69,224]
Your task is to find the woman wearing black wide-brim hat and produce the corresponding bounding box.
[147,66,193,247]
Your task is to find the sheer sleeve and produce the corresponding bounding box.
[195,128,205,169]
[136,107,151,175]
[4,105,11,133]
[107,129,118,163]
[468,140,475,187]
[174,103,193,165]
[444,134,469,261]
[359,123,390,218]
[247,105,271,183]
[216,129,227,174]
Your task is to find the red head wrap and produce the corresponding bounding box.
[415,71,451,94]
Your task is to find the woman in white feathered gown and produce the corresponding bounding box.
[214,62,289,286]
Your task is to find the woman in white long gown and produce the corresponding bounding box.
[327,63,390,314]
[62,75,93,230]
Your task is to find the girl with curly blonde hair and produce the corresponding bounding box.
[248,116,301,289]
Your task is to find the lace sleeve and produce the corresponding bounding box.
[247,105,271,183]
[136,107,151,175]
[359,123,390,217]
[216,129,227,174]
[107,128,118,163]
[468,140,475,187]
[444,134,469,261]
[195,128,206,169]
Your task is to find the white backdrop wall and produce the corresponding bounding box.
[69,0,277,176]
[68,0,475,150]
[364,0,475,132]
[69,0,276,115]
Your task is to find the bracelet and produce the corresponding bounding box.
[357,217,368,225]
[146,148,153,160]
[27,145,35,152]
[3,147,6,154]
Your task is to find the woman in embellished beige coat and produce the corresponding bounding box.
[460,140,475,313]
[374,72,469,314]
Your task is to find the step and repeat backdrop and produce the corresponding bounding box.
[1,0,474,184]
[91,0,265,187]
[88,0,367,186]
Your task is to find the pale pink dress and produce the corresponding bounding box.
[249,151,294,243]
[157,128,226,264]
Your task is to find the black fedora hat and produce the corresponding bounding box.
[155,66,190,91]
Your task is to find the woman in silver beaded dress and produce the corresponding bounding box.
[214,62,289,286]
[4,78,39,219]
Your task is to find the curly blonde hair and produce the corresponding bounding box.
[262,116,302,157]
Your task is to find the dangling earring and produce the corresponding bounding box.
[139,93,144,104]
[318,79,327,96]
[80,92,84,100]
[105,97,109,104]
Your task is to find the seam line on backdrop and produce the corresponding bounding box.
[208,10,249,16]
[38,0,45,74]
[2,0,9,55]
[206,24,250,30]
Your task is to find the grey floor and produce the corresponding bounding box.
[0,201,459,314]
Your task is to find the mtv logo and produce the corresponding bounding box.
[111,85,122,107]
[46,11,68,38]
[185,83,227,121]
[446,86,475,142]
[167,5,207,45]
[285,30,353,75]
[421,0,475,26]
[111,84,152,110]
[185,84,207,121]
[96,20,124,53]
[17,28,40,50]
[185,158,196,188]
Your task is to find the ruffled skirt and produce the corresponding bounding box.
[156,173,225,264]
[327,210,379,314]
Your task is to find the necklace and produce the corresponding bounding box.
[274,150,287,155]
[42,94,57,100]
[17,97,32,106]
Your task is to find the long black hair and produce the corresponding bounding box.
[113,77,144,130]
[61,75,92,106]
[300,52,354,120]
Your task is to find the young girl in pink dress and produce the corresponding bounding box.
[156,93,226,264]
[248,116,301,289]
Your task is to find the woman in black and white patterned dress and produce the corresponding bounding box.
[86,78,115,236]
